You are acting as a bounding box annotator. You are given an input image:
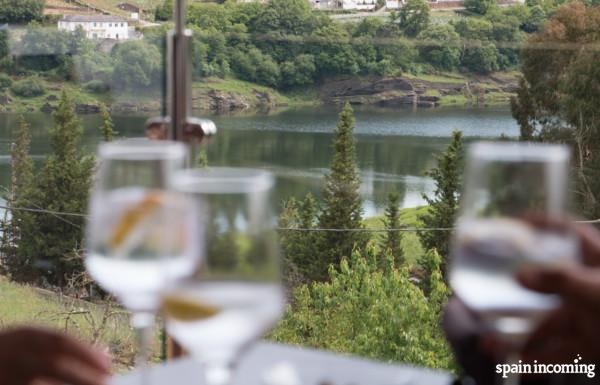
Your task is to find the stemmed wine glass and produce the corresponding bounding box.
[449,142,580,385]
[86,139,199,380]
[162,167,285,385]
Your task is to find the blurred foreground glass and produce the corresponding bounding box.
[163,168,284,385]
[450,142,579,349]
[86,139,198,376]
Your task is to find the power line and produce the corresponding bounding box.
[0,205,87,218]
[277,226,454,232]
[2,201,600,231]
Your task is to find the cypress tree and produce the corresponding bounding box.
[418,130,463,278]
[382,190,403,265]
[315,103,366,281]
[17,91,94,286]
[3,116,35,280]
[99,103,115,142]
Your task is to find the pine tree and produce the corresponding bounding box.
[99,103,115,142]
[2,116,35,279]
[279,193,319,285]
[17,91,94,286]
[382,190,403,265]
[418,130,463,279]
[315,103,366,281]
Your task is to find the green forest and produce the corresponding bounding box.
[0,0,573,108]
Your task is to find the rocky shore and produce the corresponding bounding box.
[0,73,519,115]
[320,73,519,108]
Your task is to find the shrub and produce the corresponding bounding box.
[84,80,110,94]
[270,243,454,370]
[0,73,12,89]
[11,78,46,97]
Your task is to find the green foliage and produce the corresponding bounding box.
[0,0,45,24]
[10,78,46,97]
[16,91,94,286]
[382,191,403,265]
[461,42,500,74]
[418,130,463,277]
[2,116,35,280]
[195,149,208,168]
[271,243,454,370]
[83,80,110,94]
[278,193,319,285]
[111,40,161,91]
[0,73,12,89]
[316,103,366,281]
[511,1,600,218]
[417,25,461,70]
[230,47,281,88]
[397,0,431,37]
[99,104,115,142]
[465,0,496,15]
[155,0,172,21]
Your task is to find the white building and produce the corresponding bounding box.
[58,15,129,40]
[339,0,376,10]
[385,0,403,8]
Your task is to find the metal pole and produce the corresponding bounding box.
[146,0,216,143]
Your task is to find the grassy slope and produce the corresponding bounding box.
[0,276,161,371]
[364,206,429,266]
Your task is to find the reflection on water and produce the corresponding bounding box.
[0,106,519,216]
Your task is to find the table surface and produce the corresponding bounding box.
[110,343,454,385]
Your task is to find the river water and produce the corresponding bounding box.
[0,106,519,217]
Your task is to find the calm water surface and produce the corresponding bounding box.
[0,106,519,217]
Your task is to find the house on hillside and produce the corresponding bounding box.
[117,3,141,20]
[338,0,377,10]
[58,15,129,40]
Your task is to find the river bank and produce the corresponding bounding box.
[0,71,519,115]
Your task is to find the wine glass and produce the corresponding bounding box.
[163,167,285,385]
[86,138,199,379]
[449,142,580,384]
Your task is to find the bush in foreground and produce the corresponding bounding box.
[271,243,454,371]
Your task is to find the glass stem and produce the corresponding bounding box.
[503,353,521,385]
[204,362,235,385]
[132,312,155,384]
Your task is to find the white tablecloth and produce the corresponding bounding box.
[110,343,453,385]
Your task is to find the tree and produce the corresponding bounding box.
[382,191,403,265]
[155,0,172,21]
[112,41,162,91]
[0,0,45,24]
[464,0,496,14]
[17,91,94,286]
[418,130,463,277]
[99,104,115,142]
[510,1,600,218]
[278,193,319,285]
[270,243,453,370]
[461,42,500,74]
[3,116,35,280]
[396,0,430,37]
[315,103,366,281]
[417,24,461,70]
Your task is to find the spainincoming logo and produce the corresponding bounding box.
[496,355,596,379]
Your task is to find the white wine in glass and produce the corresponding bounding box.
[86,139,199,379]
[163,168,285,385]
